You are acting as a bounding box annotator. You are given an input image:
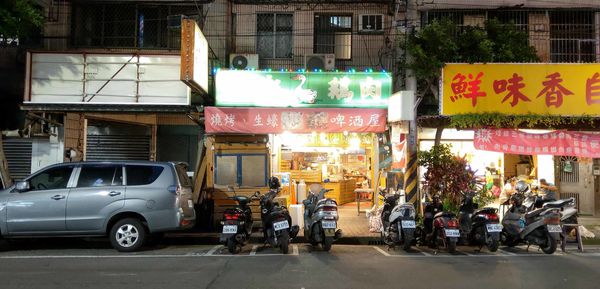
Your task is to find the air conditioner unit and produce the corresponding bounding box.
[304,54,335,71]
[229,53,259,70]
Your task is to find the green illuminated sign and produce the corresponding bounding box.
[215,70,392,108]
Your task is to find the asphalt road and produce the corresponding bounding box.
[0,240,599,289]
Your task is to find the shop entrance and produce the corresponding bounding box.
[273,132,379,237]
[558,156,595,215]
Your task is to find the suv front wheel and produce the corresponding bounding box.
[110,218,147,252]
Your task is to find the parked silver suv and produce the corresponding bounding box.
[0,161,195,252]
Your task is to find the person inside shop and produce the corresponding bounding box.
[499,177,517,205]
[538,178,558,201]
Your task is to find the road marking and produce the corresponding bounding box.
[573,252,600,257]
[204,245,222,256]
[500,249,517,256]
[293,245,299,256]
[249,245,258,256]
[412,247,432,256]
[372,246,391,256]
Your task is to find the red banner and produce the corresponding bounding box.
[205,107,387,134]
[474,128,600,157]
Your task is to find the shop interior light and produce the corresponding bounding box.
[343,131,349,136]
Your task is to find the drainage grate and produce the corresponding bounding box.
[368,240,385,245]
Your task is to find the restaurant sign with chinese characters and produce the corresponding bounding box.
[474,128,600,158]
[215,70,392,108]
[441,63,600,116]
[205,107,387,134]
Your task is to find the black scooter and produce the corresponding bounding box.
[219,186,258,254]
[258,177,299,254]
[458,191,501,252]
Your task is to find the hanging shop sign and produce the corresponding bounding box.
[180,18,209,94]
[441,63,600,116]
[474,128,600,158]
[205,107,387,134]
[215,70,392,108]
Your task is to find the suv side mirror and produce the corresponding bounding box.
[15,181,30,193]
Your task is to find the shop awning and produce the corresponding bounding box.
[205,107,386,134]
[474,128,600,157]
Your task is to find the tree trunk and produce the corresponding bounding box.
[434,126,444,147]
[0,134,13,188]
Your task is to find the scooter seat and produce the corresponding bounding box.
[232,196,250,207]
[525,208,544,220]
[434,211,455,218]
[474,207,498,215]
[543,198,574,208]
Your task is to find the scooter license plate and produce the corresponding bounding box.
[444,229,460,237]
[486,224,503,233]
[547,224,562,233]
[222,225,237,234]
[273,220,290,231]
[322,221,336,229]
[401,220,416,229]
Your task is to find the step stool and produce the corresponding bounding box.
[560,224,584,253]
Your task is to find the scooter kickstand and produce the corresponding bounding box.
[526,244,531,252]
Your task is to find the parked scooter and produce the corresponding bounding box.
[303,184,343,251]
[458,191,501,252]
[220,186,258,254]
[380,188,416,251]
[524,185,578,225]
[417,194,460,253]
[258,177,300,254]
[501,181,562,254]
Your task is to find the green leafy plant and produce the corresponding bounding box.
[419,144,476,210]
[0,0,44,39]
[449,113,598,129]
[402,18,539,114]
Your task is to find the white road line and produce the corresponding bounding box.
[372,246,391,257]
[204,245,222,256]
[573,252,600,257]
[412,247,432,256]
[293,245,299,256]
[500,249,517,256]
[249,245,258,256]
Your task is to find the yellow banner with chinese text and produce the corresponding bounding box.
[441,63,600,116]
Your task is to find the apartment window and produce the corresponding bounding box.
[359,14,383,33]
[314,14,352,60]
[257,13,293,59]
[71,4,200,49]
[214,154,268,187]
[550,11,596,63]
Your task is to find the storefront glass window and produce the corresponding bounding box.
[214,154,268,187]
[241,155,267,187]
[215,156,238,186]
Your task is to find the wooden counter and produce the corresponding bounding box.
[322,179,355,205]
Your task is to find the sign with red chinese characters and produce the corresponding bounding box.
[474,128,600,157]
[205,107,387,134]
[441,63,600,116]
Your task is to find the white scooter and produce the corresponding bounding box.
[380,189,416,251]
[303,184,343,251]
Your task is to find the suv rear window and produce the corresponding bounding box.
[126,165,164,186]
[175,164,192,187]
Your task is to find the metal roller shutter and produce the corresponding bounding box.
[2,138,33,181]
[86,121,151,161]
